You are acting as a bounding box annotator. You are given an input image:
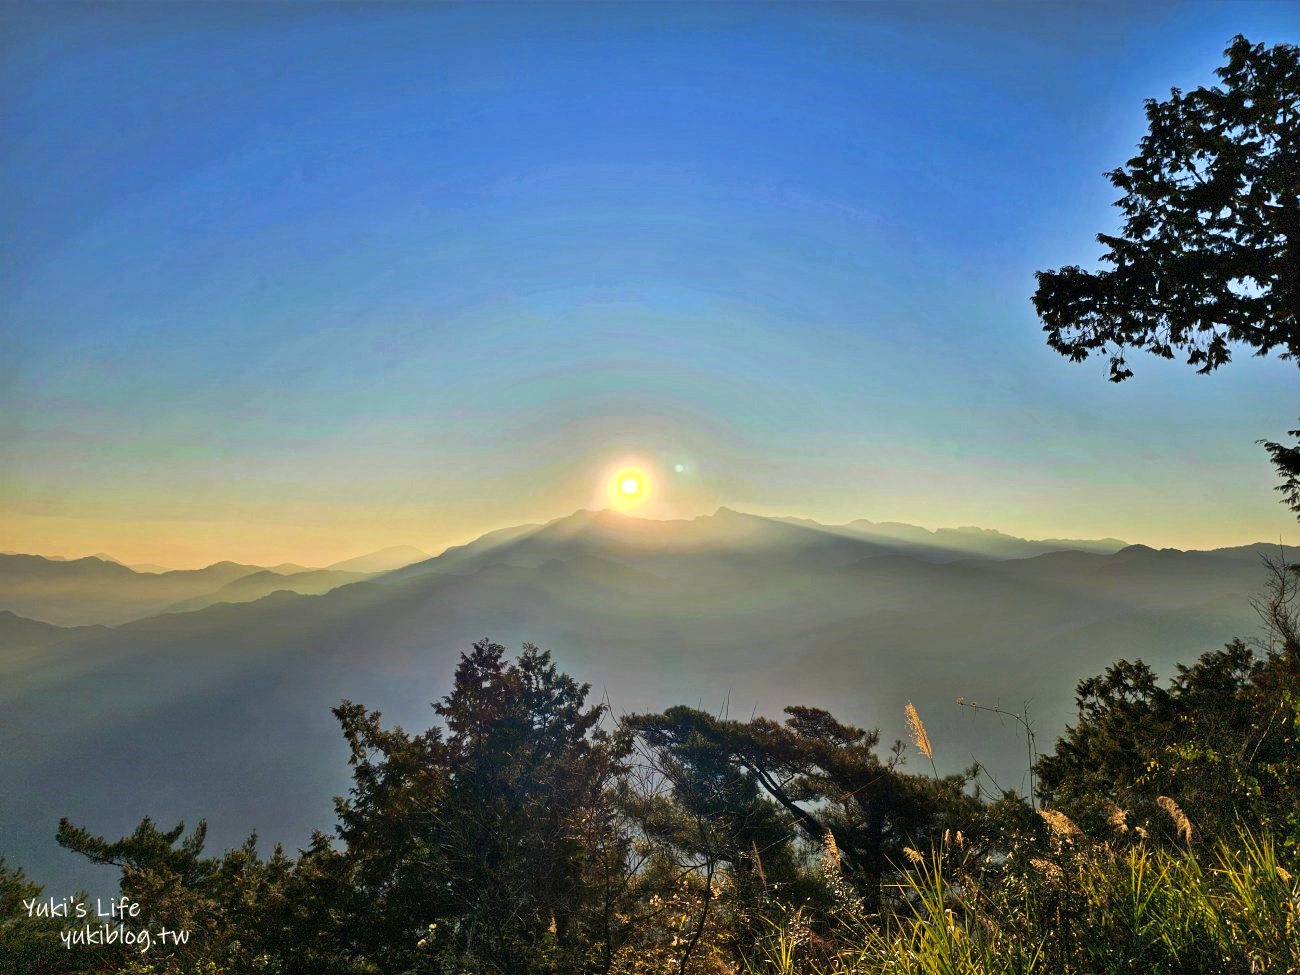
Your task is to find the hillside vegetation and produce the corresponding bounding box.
[3,557,1296,975]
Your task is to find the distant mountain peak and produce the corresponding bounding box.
[708,505,764,523]
[941,526,1014,538]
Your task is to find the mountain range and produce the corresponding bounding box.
[0,545,431,626]
[0,509,1285,895]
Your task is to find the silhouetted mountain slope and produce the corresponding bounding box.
[0,555,371,626]
[388,508,977,584]
[326,546,429,573]
[0,510,1286,897]
[0,554,267,626]
[0,610,107,661]
[776,516,1128,561]
[162,568,376,614]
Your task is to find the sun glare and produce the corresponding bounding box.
[608,466,651,509]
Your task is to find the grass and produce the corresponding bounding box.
[746,827,1299,975]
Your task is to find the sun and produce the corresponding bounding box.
[608,466,651,509]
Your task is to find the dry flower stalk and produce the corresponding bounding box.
[1106,802,1129,833]
[905,702,933,760]
[1156,796,1193,845]
[821,830,842,873]
[1038,808,1085,843]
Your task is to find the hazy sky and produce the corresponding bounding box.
[3,1,1298,568]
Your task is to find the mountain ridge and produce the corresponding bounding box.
[387,507,1134,584]
[0,508,1289,897]
[3,512,1282,628]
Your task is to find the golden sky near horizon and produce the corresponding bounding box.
[4,451,1296,569]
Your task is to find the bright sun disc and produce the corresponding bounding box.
[608,466,651,508]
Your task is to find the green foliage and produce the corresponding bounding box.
[1035,636,1300,847]
[748,828,1299,975]
[47,640,635,975]
[53,816,352,974]
[1035,555,1300,849]
[327,639,637,974]
[0,858,78,975]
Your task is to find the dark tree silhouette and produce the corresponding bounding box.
[54,817,322,972]
[1032,36,1300,516]
[331,639,633,975]
[1036,555,1300,845]
[0,859,69,974]
[629,704,973,914]
[1261,425,1300,515]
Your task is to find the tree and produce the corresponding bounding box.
[55,640,636,975]
[330,639,635,975]
[623,706,811,969]
[54,816,327,974]
[0,858,78,975]
[629,705,974,916]
[1032,36,1300,515]
[1036,556,1300,846]
[1261,425,1300,515]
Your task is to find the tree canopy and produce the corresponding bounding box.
[1033,35,1299,381]
[1032,35,1300,516]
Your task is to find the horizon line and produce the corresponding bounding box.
[6,504,1293,573]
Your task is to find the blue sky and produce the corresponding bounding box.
[2,1,1297,566]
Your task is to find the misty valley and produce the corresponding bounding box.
[0,508,1278,896]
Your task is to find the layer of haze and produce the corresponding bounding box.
[3,1,1298,568]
